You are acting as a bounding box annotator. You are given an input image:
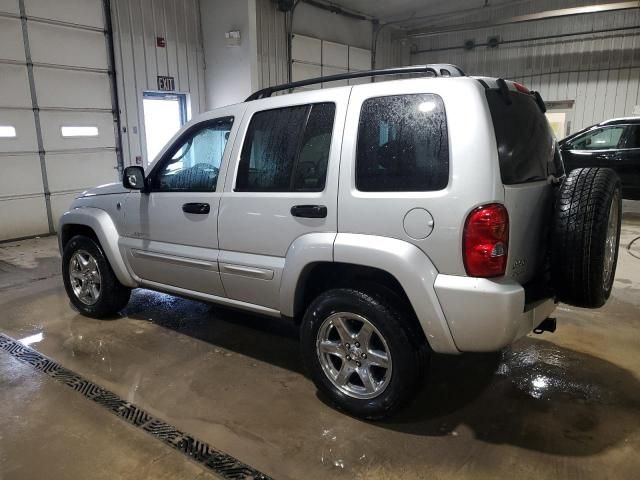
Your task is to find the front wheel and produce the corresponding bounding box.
[300,288,427,419]
[62,235,131,318]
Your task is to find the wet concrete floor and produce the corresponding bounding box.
[1,216,639,479]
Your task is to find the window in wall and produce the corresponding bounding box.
[623,125,640,149]
[569,126,625,150]
[143,92,188,163]
[150,117,233,192]
[61,126,99,137]
[235,103,336,192]
[356,94,449,192]
[0,126,17,138]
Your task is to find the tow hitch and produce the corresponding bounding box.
[534,317,557,334]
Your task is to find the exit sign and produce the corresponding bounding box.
[157,76,175,91]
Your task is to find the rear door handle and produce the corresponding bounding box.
[290,205,327,218]
[182,202,210,214]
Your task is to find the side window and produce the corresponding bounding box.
[235,103,336,192]
[623,125,640,149]
[356,94,449,192]
[569,126,625,150]
[150,117,233,192]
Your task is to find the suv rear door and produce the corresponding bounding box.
[485,85,561,285]
[217,88,349,312]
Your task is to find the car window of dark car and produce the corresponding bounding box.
[568,126,625,150]
[624,125,640,149]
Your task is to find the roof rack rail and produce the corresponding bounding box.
[245,64,465,101]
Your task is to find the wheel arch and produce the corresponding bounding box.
[59,209,136,287]
[282,233,459,354]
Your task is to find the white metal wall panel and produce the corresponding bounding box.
[39,112,115,151]
[33,68,112,109]
[110,0,206,166]
[323,41,348,69]
[24,0,104,27]
[322,66,348,87]
[28,23,108,70]
[45,150,117,193]
[49,192,81,228]
[0,197,49,240]
[0,154,43,197]
[0,65,31,108]
[255,0,287,90]
[348,46,371,71]
[292,34,322,64]
[256,0,398,88]
[0,18,25,61]
[0,0,19,14]
[292,62,322,82]
[411,1,640,133]
[0,0,120,241]
[291,33,372,90]
[0,110,38,152]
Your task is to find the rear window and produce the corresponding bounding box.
[356,94,449,192]
[486,90,561,184]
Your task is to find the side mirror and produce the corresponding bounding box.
[123,166,146,191]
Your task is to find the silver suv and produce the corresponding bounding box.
[59,65,622,419]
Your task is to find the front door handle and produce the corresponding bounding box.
[182,202,210,214]
[290,204,327,218]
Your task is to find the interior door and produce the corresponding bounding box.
[121,111,240,296]
[217,89,349,311]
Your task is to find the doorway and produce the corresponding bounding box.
[143,92,188,165]
[546,111,568,139]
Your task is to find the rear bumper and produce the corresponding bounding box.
[434,274,556,352]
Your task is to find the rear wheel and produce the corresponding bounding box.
[551,167,622,308]
[62,235,131,318]
[300,288,427,419]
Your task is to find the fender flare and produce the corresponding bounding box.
[280,232,336,318]
[332,234,458,354]
[281,232,459,354]
[58,208,137,287]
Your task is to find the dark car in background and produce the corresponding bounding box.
[559,117,640,199]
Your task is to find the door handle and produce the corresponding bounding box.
[290,205,327,218]
[182,202,210,214]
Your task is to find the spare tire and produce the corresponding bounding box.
[551,167,622,308]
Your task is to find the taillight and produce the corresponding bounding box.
[463,204,509,277]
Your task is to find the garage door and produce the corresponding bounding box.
[291,34,372,89]
[0,0,119,241]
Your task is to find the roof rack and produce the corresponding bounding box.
[245,64,466,101]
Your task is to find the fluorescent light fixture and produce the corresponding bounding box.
[0,125,17,138]
[61,126,99,137]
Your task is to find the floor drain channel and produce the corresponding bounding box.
[0,333,273,480]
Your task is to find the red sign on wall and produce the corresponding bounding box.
[156,37,166,48]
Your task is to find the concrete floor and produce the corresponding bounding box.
[1,210,639,479]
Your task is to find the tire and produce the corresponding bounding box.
[551,167,622,308]
[62,235,131,318]
[300,288,428,419]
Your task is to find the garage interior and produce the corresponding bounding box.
[1,0,640,479]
